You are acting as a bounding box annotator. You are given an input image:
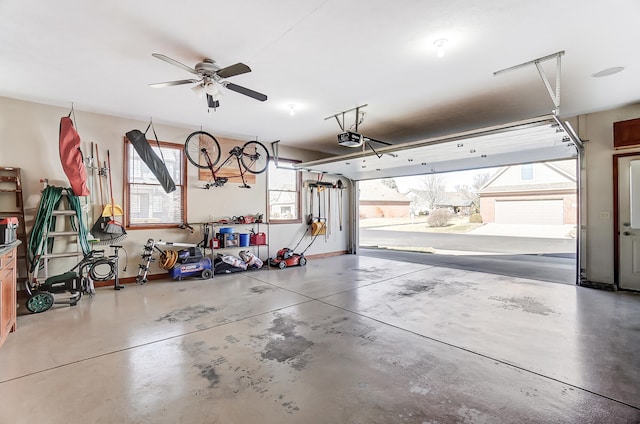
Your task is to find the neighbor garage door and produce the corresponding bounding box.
[495,199,563,225]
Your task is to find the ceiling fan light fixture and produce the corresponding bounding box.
[191,84,205,98]
[204,81,222,98]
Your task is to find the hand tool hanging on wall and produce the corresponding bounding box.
[84,141,96,240]
[312,184,327,237]
[337,179,344,231]
[90,147,126,243]
[327,185,332,237]
[104,150,127,237]
[307,185,314,225]
[96,147,104,213]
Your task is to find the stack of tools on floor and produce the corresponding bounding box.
[136,239,212,282]
[213,250,263,274]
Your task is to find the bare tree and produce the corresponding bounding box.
[420,174,447,211]
[380,178,399,192]
[472,172,491,191]
[467,171,492,213]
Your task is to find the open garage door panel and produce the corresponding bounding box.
[495,199,564,225]
[295,115,579,181]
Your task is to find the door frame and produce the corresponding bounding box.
[612,151,640,288]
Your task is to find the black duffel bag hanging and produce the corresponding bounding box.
[125,121,176,194]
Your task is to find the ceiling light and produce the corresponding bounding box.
[592,66,625,78]
[191,84,205,98]
[289,104,296,116]
[434,39,448,58]
[204,81,222,98]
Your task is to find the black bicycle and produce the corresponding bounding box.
[184,131,270,189]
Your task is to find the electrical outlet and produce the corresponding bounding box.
[599,212,610,220]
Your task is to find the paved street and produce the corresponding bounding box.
[360,227,576,255]
[359,226,578,284]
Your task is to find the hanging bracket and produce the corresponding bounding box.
[324,104,368,131]
[271,140,280,168]
[494,51,564,115]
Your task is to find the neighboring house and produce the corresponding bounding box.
[404,189,431,215]
[359,180,411,218]
[435,192,475,215]
[478,160,577,225]
[404,189,475,215]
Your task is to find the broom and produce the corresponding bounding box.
[104,149,127,238]
[90,148,126,243]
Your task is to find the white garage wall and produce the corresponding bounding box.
[2,95,638,287]
[582,103,640,286]
[0,97,349,280]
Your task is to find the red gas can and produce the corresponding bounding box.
[250,232,267,246]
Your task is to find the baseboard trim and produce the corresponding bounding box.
[93,273,167,288]
[579,280,617,291]
[18,251,352,296]
[304,250,348,259]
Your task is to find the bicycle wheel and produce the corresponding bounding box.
[185,131,221,169]
[240,141,270,174]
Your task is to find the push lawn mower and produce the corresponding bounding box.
[269,223,324,269]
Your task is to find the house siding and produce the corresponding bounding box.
[359,201,410,218]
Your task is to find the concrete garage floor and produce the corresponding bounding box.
[0,255,639,423]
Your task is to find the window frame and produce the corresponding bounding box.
[520,163,534,181]
[123,137,187,230]
[267,158,302,224]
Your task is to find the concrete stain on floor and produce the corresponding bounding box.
[489,296,556,315]
[182,330,303,416]
[395,279,475,299]
[398,283,435,297]
[156,305,219,323]
[248,285,276,294]
[195,362,221,388]
[311,315,378,344]
[259,315,314,370]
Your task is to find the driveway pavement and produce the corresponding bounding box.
[468,223,576,239]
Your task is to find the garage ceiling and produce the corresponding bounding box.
[0,1,638,155]
[295,115,579,181]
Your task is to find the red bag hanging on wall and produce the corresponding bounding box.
[59,116,89,196]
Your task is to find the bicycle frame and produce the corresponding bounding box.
[201,145,254,189]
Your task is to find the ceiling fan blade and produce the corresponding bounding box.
[216,63,251,79]
[206,94,220,109]
[149,79,200,88]
[224,82,268,102]
[152,53,198,75]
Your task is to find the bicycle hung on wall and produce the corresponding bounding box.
[184,130,270,189]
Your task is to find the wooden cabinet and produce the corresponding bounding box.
[0,243,18,349]
[614,118,640,149]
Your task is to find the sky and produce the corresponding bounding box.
[393,167,501,192]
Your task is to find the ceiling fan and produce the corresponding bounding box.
[149,53,267,109]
